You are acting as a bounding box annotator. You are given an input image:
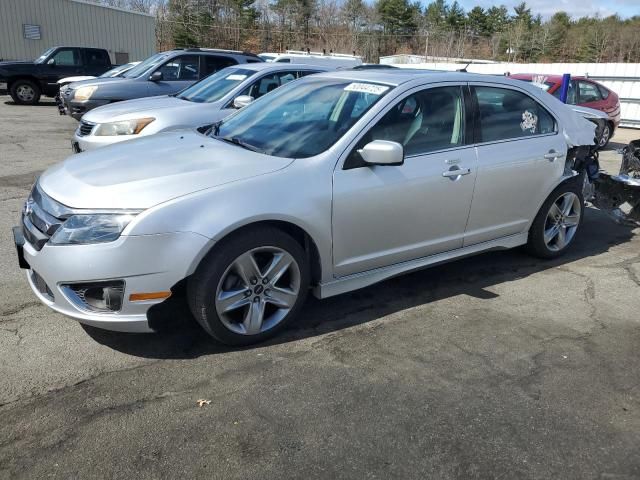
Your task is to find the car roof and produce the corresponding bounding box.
[310,69,517,87]
[509,73,590,83]
[231,62,332,72]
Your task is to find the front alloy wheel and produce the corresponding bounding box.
[215,247,301,336]
[188,226,310,346]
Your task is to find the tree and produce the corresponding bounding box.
[467,6,488,35]
[446,1,465,29]
[377,0,418,35]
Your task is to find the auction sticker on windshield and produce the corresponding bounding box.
[226,74,248,81]
[344,83,389,95]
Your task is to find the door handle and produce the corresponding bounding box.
[442,167,471,178]
[544,150,562,161]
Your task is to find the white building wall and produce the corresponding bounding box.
[0,0,156,64]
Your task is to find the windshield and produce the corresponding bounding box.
[214,78,390,158]
[177,67,255,103]
[122,53,169,78]
[35,48,56,64]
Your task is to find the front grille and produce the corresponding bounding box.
[21,184,67,251]
[77,120,95,136]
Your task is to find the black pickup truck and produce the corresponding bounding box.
[0,46,113,105]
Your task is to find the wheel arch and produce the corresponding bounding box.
[7,75,41,91]
[190,219,323,287]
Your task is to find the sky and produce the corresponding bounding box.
[456,0,638,19]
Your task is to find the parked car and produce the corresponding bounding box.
[56,61,140,87]
[509,74,621,148]
[0,46,113,105]
[56,62,140,114]
[14,71,596,345]
[259,50,362,68]
[72,63,330,152]
[60,48,263,120]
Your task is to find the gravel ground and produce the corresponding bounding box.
[0,96,639,480]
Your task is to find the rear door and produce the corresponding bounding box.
[84,49,111,76]
[202,55,238,79]
[465,84,566,246]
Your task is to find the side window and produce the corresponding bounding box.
[86,50,110,66]
[345,86,464,168]
[578,81,602,103]
[51,48,80,66]
[158,55,200,81]
[475,86,556,143]
[240,71,298,100]
[597,84,610,99]
[276,58,291,63]
[552,80,577,104]
[204,56,237,76]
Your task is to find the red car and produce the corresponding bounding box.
[509,74,621,147]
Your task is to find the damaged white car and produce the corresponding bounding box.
[15,71,606,345]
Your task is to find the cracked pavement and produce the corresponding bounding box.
[0,97,639,479]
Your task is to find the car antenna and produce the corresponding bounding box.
[457,62,471,72]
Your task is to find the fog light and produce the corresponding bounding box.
[61,281,125,313]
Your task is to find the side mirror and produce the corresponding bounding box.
[149,71,163,82]
[233,95,254,109]
[47,58,56,66]
[358,140,404,166]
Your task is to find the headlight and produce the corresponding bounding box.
[73,86,97,101]
[50,213,137,245]
[94,118,155,136]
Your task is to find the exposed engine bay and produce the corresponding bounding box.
[569,139,640,226]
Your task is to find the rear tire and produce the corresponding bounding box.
[526,181,584,259]
[597,122,612,150]
[187,227,310,346]
[10,80,41,105]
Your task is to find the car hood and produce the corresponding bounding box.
[39,130,292,210]
[58,76,96,85]
[84,95,206,123]
[67,76,126,89]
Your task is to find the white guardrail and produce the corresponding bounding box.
[385,61,640,129]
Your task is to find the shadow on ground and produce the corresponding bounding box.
[82,207,637,359]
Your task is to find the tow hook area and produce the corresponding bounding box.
[591,140,640,226]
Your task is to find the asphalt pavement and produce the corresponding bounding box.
[0,97,639,479]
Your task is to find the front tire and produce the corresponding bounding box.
[526,181,584,259]
[10,80,41,105]
[187,227,310,346]
[598,122,612,149]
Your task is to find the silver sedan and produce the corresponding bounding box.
[71,63,329,152]
[16,70,596,345]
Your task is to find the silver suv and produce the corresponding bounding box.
[14,70,596,346]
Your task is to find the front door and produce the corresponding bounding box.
[464,84,567,246]
[332,85,477,277]
[148,55,201,96]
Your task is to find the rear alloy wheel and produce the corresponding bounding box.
[188,227,310,346]
[526,182,584,259]
[598,123,611,149]
[10,80,41,105]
